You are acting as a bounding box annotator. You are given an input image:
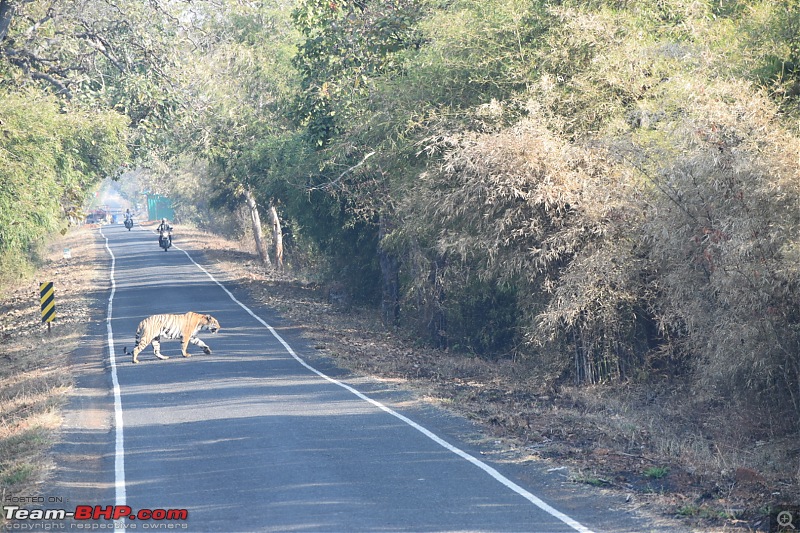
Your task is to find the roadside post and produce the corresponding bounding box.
[40,282,55,332]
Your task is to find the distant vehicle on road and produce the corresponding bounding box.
[85,210,109,224]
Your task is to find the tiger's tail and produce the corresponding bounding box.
[123,322,145,356]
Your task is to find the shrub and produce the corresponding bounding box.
[637,79,800,416]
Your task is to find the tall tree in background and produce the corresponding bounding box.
[0,0,189,285]
[291,0,423,147]
[289,0,424,307]
[165,0,301,267]
[0,0,186,149]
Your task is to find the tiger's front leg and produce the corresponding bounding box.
[188,336,212,355]
[152,338,170,360]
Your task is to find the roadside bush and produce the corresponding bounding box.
[396,116,649,379]
[637,80,800,417]
[0,90,128,292]
[395,72,800,412]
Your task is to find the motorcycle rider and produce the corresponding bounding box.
[157,218,172,247]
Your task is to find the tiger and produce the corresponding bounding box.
[123,312,221,364]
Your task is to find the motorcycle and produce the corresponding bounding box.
[159,230,172,251]
[124,217,133,230]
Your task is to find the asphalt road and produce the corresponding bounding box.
[35,223,676,532]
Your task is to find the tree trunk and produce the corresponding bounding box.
[0,0,14,43]
[379,214,400,325]
[244,189,271,267]
[269,204,283,271]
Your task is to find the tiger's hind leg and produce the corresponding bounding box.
[180,336,192,358]
[152,337,170,360]
[132,335,150,364]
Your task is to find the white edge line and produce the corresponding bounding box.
[99,227,127,513]
[172,240,594,533]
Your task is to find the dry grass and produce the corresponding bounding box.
[0,225,100,520]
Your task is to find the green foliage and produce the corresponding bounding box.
[399,0,543,110]
[291,0,423,146]
[0,0,191,159]
[732,1,800,99]
[644,466,669,479]
[0,89,128,285]
[160,0,303,232]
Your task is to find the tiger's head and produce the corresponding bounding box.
[201,314,221,334]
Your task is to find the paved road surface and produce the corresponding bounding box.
[32,223,675,532]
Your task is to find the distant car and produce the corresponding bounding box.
[85,211,110,224]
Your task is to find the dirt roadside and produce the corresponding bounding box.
[0,225,103,522]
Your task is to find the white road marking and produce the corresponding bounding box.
[99,227,126,509]
[173,241,595,533]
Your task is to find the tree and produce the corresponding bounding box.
[0,0,192,283]
[269,204,284,271]
[291,0,423,147]
[0,0,191,162]
[0,88,128,285]
[163,0,301,267]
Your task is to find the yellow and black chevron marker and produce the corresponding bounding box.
[40,282,56,326]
